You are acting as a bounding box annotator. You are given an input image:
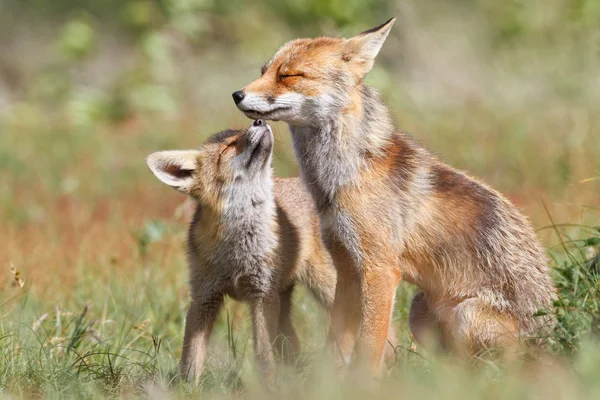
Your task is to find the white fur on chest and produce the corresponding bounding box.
[209,181,279,298]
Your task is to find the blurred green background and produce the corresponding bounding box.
[1,0,598,206]
[1,1,599,398]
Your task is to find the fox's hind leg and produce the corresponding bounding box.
[408,291,444,351]
[438,298,520,358]
[275,285,301,364]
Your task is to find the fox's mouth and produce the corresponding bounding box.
[240,106,290,120]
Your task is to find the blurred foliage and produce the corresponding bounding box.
[0,0,394,126]
[7,0,393,33]
[0,0,598,196]
[2,0,599,125]
[135,219,169,258]
[57,18,97,60]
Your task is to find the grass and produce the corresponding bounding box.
[1,230,599,399]
[1,0,600,397]
[0,114,598,398]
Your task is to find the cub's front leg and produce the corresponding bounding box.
[180,291,224,385]
[250,291,281,386]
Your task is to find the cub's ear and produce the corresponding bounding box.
[146,150,200,194]
[344,17,396,78]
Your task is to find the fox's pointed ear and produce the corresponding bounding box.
[344,17,396,78]
[146,150,199,194]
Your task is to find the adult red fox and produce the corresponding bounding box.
[233,19,556,375]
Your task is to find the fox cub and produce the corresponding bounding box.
[146,120,336,384]
[234,18,556,373]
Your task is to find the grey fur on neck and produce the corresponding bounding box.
[289,85,394,208]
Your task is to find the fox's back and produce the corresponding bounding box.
[371,132,555,329]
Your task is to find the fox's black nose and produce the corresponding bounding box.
[253,119,264,127]
[232,90,245,105]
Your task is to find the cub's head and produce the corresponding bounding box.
[147,120,274,209]
[233,18,395,125]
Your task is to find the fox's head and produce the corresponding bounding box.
[233,18,395,125]
[146,120,273,211]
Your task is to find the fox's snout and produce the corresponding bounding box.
[232,90,245,105]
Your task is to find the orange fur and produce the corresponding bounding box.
[234,19,555,378]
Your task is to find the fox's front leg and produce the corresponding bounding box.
[180,292,224,385]
[356,256,401,376]
[250,291,280,386]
